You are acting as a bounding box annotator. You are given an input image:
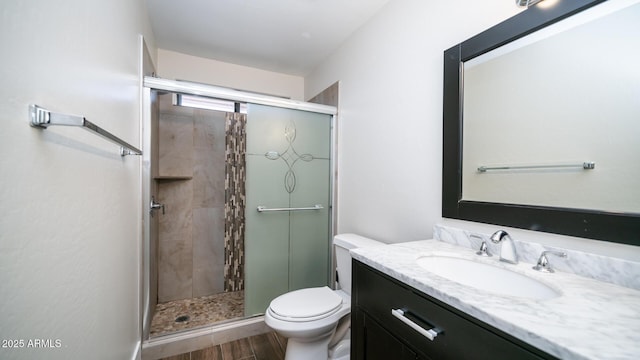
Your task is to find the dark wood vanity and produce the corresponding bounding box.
[351,260,556,360]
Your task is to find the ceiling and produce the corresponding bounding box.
[145,0,390,76]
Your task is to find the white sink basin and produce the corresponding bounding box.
[416,254,560,300]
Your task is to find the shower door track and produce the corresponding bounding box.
[144,77,337,115]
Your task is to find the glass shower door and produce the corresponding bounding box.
[244,104,332,316]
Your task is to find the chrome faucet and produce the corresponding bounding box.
[533,250,567,273]
[490,230,518,264]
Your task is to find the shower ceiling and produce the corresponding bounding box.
[145,0,390,76]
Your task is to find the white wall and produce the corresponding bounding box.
[306,0,520,243]
[306,0,640,260]
[157,49,305,101]
[0,1,155,359]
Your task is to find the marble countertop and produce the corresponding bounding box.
[351,240,640,360]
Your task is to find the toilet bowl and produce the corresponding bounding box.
[264,234,383,360]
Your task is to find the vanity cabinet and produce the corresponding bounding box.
[351,260,556,360]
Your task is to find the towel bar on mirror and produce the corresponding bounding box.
[477,162,595,173]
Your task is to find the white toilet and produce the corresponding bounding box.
[264,234,383,360]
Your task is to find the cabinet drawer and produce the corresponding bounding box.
[353,261,553,360]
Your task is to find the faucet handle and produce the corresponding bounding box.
[476,241,492,257]
[532,250,567,273]
[471,234,492,257]
[150,196,165,217]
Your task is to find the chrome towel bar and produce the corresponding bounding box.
[257,204,324,212]
[477,162,595,173]
[29,104,142,156]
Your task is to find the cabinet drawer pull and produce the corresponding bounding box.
[391,309,440,341]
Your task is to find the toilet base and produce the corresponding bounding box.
[328,338,350,360]
[283,330,350,360]
[284,331,334,360]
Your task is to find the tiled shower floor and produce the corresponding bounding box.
[150,291,245,337]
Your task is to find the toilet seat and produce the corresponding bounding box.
[268,286,343,322]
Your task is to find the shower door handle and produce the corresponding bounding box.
[150,197,165,217]
[256,204,324,212]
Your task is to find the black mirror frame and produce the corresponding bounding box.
[442,0,640,246]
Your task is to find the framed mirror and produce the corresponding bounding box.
[442,0,640,246]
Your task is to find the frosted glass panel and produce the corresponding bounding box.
[289,159,330,290]
[244,104,332,316]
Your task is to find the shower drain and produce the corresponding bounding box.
[175,315,190,323]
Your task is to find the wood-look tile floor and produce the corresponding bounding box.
[160,332,287,360]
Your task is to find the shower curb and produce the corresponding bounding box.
[141,315,269,360]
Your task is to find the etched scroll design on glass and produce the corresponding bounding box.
[264,120,315,193]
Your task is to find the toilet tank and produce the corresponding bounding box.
[333,234,384,295]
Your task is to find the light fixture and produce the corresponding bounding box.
[516,0,544,7]
[174,94,247,113]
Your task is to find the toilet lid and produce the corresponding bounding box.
[269,286,343,321]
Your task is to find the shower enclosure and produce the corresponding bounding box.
[141,78,337,343]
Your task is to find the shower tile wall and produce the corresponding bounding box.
[157,95,226,302]
[158,180,193,301]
